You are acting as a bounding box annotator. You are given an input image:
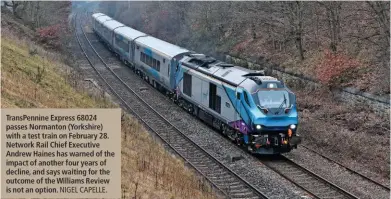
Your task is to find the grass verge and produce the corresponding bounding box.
[1,31,218,199]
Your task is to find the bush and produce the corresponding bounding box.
[315,50,360,87]
[36,24,62,49]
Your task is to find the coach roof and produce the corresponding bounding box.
[96,15,112,24]
[102,20,124,31]
[114,26,146,41]
[136,36,189,59]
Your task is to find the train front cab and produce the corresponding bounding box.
[244,82,301,154]
[213,79,300,154]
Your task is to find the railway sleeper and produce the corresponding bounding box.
[229,191,257,198]
[212,177,237,183]
[197,165,221,170]
[213,180,240,187]
[314,186,334,192]
[228,188,252,194]
[325,195,345,199]
[210,171,231,176]
[299,179,321,186]
[225,184,247,190]
[293,175,313,182]
[316,191,340,198]
[310,183,328,188]
[189,158,212,164]
[208,174,232,179]
[282,171,303,177]
[191,160,214,165]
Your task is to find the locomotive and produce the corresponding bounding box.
[91,13,301,154]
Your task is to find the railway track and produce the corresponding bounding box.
[300,145,390,192]
[74,12,269,199]
[261,156,359,199]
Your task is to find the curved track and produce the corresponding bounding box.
[74,12,269,199]
[261,156,359,199]
[300,145,390,191]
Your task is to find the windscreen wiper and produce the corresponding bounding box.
[277,94,287,113]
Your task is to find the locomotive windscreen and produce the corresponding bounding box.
[254,90,290,109]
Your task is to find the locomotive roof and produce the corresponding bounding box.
[181,54,281,91]
[114,27,146,41]
[136,36,189,59]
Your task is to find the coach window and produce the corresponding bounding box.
[115,35,129,53]
[147,56,151,66]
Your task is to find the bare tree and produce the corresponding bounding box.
[319,1,342,53]
[287,1,305,60]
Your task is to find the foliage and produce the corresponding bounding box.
[36,24,62,49]
[315,50,360,87]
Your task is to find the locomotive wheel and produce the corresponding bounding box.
[227,130,237,142]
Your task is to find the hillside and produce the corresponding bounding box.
[1,10,218,199]
[96,1,390,97]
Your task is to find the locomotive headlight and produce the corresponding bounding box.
[290,124,296,129]
[256,125,262,130]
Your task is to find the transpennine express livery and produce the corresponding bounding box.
[91,13,302,154]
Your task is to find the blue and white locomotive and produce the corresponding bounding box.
[92,13,301,154]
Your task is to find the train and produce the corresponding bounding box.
[91,13,301,154]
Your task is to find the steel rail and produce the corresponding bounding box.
[301,145,390,191]
[262,156,360,199]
